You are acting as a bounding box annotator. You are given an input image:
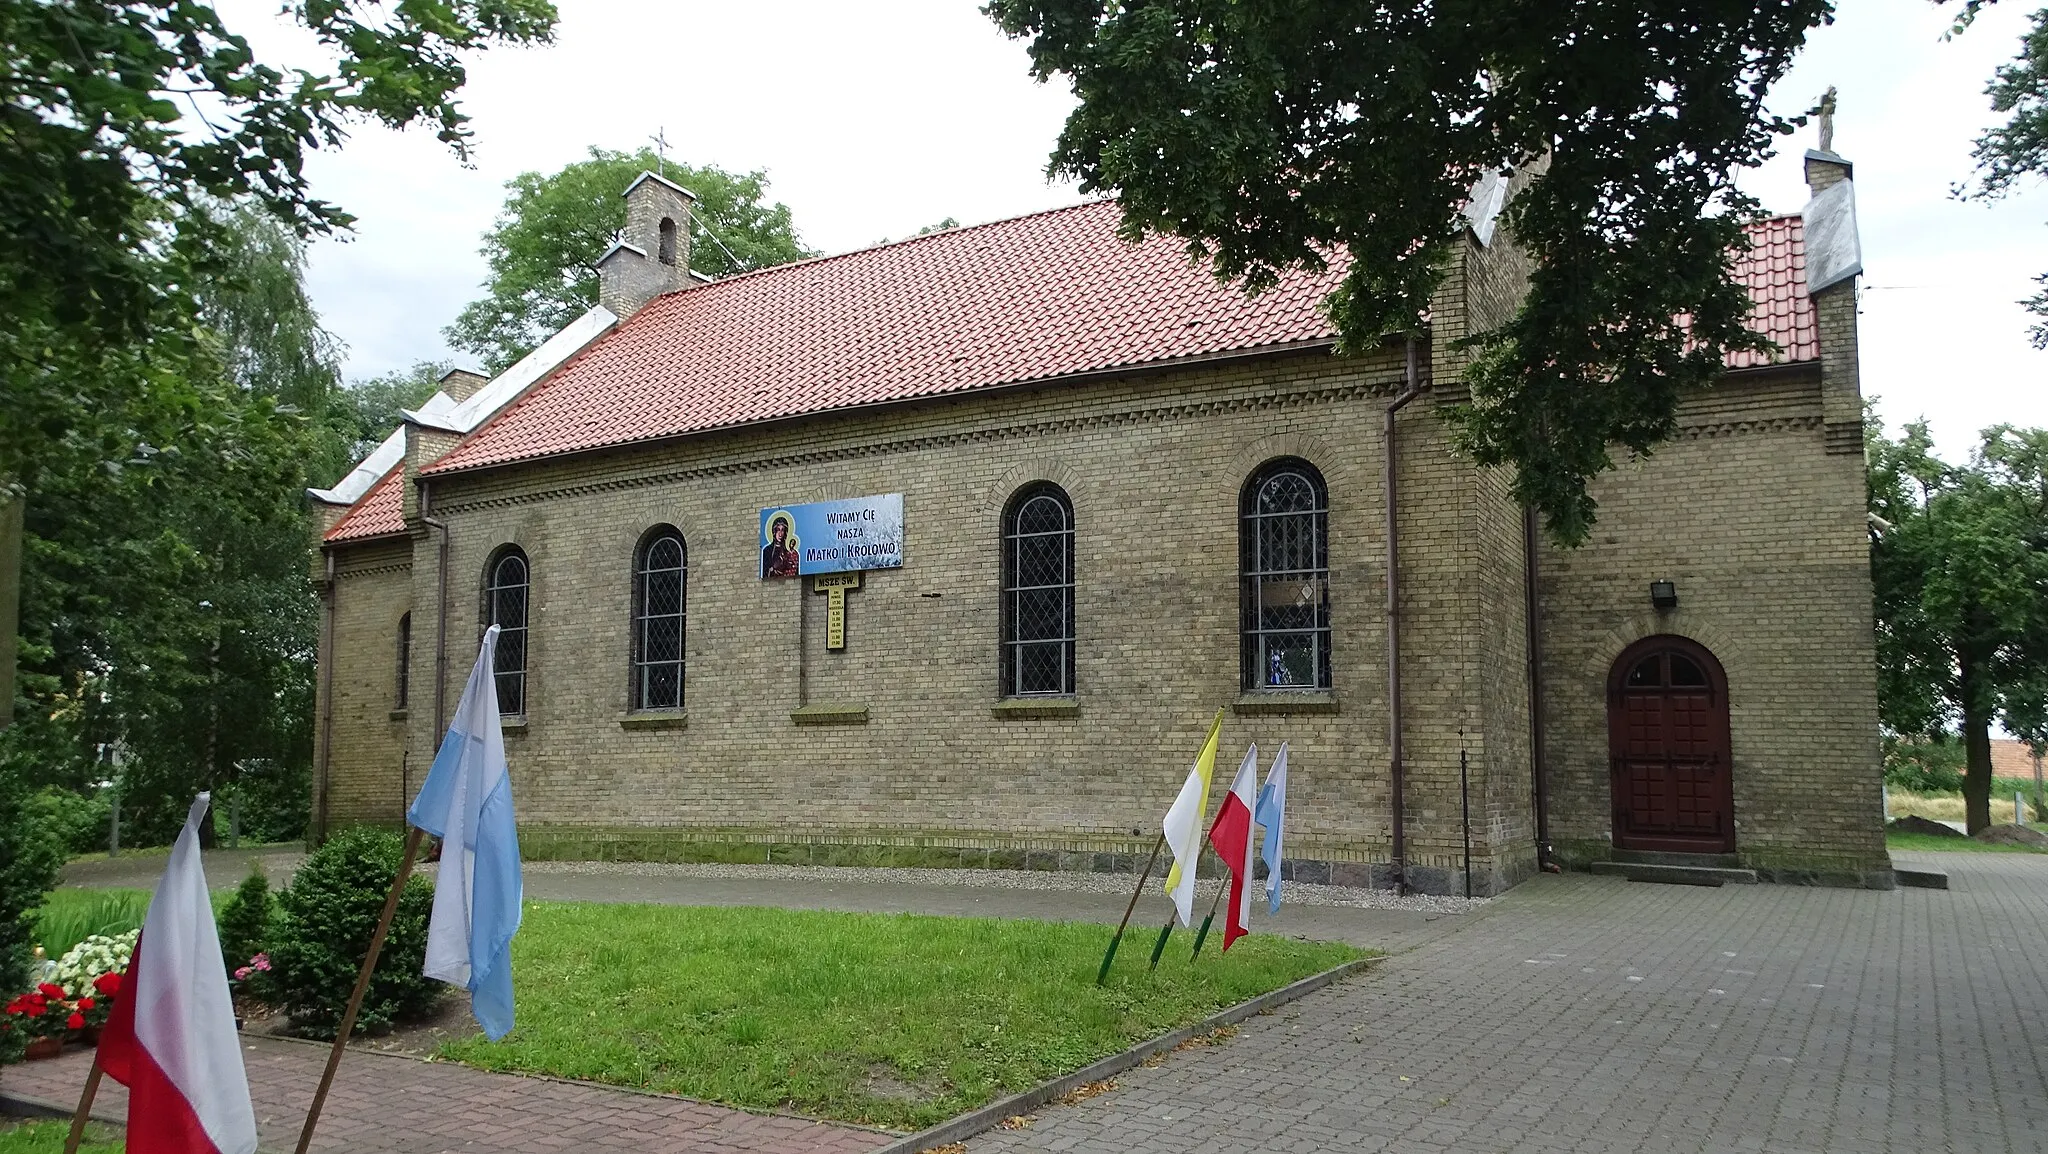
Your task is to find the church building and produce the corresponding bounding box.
[308,149,1890,895]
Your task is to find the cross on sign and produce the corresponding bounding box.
[812,572,862,651]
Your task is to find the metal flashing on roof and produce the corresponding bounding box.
[399,407,463,433]
[1803,148,1854,180]
[623,170,699,201]
[1802,179,1861,295]
[1462,169,1510,247]
[596,240,648,267]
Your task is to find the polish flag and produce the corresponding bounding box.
[1206,744,1259,952]
[97,794,258,1154]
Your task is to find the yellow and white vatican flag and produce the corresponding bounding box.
[1161,710,1226,926]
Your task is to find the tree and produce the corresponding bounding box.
[447,149,816,371]
[1957,1,2048,347]
[0,0,558,496]
[983,1,1831,544]
[1870,418,2048,833]
[0,2,559,834]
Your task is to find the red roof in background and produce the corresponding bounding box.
[1727,214,1819,370]
[327,202,1824,543]
[325,469,405,543]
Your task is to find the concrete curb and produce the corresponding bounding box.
[871,954,1383,1154]
[0,1086,110,1125]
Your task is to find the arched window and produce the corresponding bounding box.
[1240,459,1331,690]
[631,527,687,711]
[1001,483,1075,696]
[484,547,529,715]
[395,612,411,710]
[657,217,678,265]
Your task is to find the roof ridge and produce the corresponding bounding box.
[673,197,1117,293]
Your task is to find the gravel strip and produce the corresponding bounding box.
[504,858,1487,914]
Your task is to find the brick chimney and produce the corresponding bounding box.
[596,171,697,319]
[437,367,490,403]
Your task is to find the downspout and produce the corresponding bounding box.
[1384,336,1424,894]
[1523,506,1555,870]
[420,482,452,739]
[316,550,336,845]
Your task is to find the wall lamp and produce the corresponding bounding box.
[1649,580,1678,610]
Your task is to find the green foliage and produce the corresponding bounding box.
[983,0,1828,544]
[1883,735,1968,793]
[447,148,816,370]
[442,901,1363,1130]
[0,0,558,495]
[23,787,109,856]
[1870,417,2048,832]
[269,829,436,1038]
[27,890,149,962]
[1957,3,2048,347]
[217,866,275,976]
[0,772,61,1003]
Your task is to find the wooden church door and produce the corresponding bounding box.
[1607,636,1735,854]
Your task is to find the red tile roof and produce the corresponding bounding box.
[425,200,1343,476]
[325,469,405,542]
[326,202,1823,543]
[1727,214,1819,369]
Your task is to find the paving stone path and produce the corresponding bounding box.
[0,1032,887,1154]
[969,851,2048,1154]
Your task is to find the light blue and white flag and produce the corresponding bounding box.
[1255,742,1289,915]
[408,624,523,1040]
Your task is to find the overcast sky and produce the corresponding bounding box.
[224,0,2047,461]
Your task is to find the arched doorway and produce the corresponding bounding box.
[1608,635,1734,854]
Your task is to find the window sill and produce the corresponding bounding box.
[992,697,1079,719]
[388,708,408,722]
[618,710,688,731]
[1233,692,1338,716]
[791,704,868,726]
[500,715,528,732]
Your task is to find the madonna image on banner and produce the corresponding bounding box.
[761,510,800,579]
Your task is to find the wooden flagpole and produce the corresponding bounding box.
[295,825,426,1154]
[61,1057,104,1154]
[1096,834,1165,986]
[1189,880,1228,961]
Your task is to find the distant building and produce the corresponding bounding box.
[308,154,1888,893]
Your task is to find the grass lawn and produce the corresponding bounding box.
[0,1120,121,1154]
[441,902,1365,1130]
[1887,831,2047,854]
[28,888,152,958]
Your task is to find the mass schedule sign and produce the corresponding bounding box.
[759,494,904,578]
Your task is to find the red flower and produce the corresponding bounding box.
[38,983,65,1000]
[22,999,45,1018]
[94,972,122,996]
[67,1012,85,1030]
[76,997,96,1012]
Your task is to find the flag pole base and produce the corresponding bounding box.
[1190,912,1216,960]
[1147,919,1175,971]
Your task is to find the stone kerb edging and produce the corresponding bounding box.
[874,954,1384,1154]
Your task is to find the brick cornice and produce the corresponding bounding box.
[436,375,1405,517]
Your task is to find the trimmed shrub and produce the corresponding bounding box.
[0,770,62,1064]
[217,866,275,976]
[268,828,437,1038]
[1882,735,1967,794]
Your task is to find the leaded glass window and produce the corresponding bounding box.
[631,528,686,711]
[1240,460,1331,690]
[1001,484,1075,696]
[395,612,411,709]
[485,547,529,715]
